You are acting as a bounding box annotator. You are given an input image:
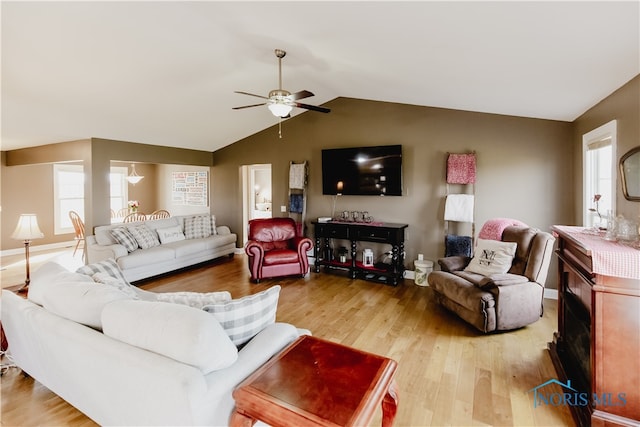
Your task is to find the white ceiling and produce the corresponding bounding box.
[2,1,639,152]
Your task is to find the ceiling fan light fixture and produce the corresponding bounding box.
[268,103,293,118]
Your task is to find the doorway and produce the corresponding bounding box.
[241,164,272,244]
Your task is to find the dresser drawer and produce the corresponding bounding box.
[315,223,349,239]
[354,226,393,242]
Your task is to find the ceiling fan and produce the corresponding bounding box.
[233,49,331,118]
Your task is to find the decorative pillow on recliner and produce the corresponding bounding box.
[464,239,517,276]
[184,215,212,239]
[202,285,280,346]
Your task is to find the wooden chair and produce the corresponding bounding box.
[149,209,170,219]
[68,211,86,260]
[110,209,116,219]
[116,208,129,218]
[123,212,147,223]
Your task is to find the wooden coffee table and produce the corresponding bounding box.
[230,335,399,427]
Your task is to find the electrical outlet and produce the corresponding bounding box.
[280,205,287,213]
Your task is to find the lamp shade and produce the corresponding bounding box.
[268,103,293,118]
[11,214,44,240]
[126,164,144,185]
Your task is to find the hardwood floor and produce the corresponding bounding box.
[1,251,575,426]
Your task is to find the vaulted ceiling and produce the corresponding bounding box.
[2,1,639,152]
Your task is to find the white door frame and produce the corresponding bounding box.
[240,164,272,245]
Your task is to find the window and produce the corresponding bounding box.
[54,165,129,234]
[54,164,85,234]
[110,167,128,214]
[583,120,616,227]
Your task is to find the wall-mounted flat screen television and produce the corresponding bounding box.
[322,145,403,196]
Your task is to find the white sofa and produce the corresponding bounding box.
[87,214,237,282]
[1,261,309,426]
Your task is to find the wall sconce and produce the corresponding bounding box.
[11,214,44,293]
[126,164,144,185]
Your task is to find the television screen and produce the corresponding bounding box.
[322,145,402,196]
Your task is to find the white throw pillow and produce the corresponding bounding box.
[42,281,132,330]
[156,225,186,244]
[464,239,517,276]
[202,285,280,347]
[28,262,94,306]
[102,300,238,374]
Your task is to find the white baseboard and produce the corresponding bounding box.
[1,241,76,257]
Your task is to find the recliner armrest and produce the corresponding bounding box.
[438,256,471,272]
[477,273,531,289]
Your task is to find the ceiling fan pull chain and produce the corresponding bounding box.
[278,118,283,139]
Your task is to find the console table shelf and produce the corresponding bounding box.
[312,221,408,285]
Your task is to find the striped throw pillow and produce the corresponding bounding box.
[111,227,139,252]
[184,215,212,239]
[127,224,160,249]
[203,285,280,346]
[76,258,129,284]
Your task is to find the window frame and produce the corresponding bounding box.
[53,164,85,235]
[582,120,617,227]
[54,164,129,234]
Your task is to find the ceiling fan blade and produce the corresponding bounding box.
[294,102,331,113]
[235,91,269,100]
[289,90,315,100]
[233,103,267,110]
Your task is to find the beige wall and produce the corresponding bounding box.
[1,138,213,250]
[573,75,640,223]
[156,164,212,217]
[212,97,574,290]
[2,75,638,291]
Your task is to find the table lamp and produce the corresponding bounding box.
[11,214,44,293]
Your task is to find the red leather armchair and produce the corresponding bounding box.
[245,218,314,283]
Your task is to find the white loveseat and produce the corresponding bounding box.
[1,261,309,426]
[86,214,237,282]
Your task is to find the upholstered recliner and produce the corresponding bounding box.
[245,218,313,283]
[427,226,555,333]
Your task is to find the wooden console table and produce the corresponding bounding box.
[230,335,399,427]
[549,226,640,427]
[312,221,408,285]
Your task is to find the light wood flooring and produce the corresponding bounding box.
[1,248,575,426]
